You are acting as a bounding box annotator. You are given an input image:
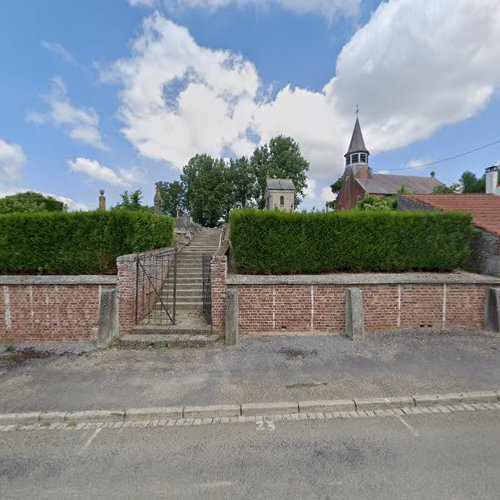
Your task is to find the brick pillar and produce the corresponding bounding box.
[116,254,137,335]
[211,255,227,333]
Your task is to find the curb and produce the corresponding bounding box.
[0,390,498,426]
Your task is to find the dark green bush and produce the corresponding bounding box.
[0,211,174,274]
[229,209,473,274]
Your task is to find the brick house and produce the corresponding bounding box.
[399,178,500,277]
[335,117,443,210]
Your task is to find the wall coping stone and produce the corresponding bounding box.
[0,275,117,286]
[226,271,500,287]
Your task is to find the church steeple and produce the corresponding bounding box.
[344,115,369,169]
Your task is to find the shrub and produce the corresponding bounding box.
[229,209,473,274]
[0,211,174,275]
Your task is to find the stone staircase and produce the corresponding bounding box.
[121,228,222,349]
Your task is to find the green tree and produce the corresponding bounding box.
[326,176,343,210]
[459,171,485,193]
[228,156,257,210]
[355,195,397,210]
[113,190,152,212]
[158,181,186,217]
[181,154,229,227]
[0,191,66,214]
[251,135,309,209]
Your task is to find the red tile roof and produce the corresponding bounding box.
[402,194,500,236]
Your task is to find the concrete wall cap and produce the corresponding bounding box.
[0,275,117,285]
[227,271,500,286]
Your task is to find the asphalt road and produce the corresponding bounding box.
[1,408,500,499]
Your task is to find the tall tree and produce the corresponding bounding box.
[0,191,66,214]
[181,154,229,227]
[158,181,186,217]
[113,190,152,212]
[460,171,485,193]
[251,135,309,209]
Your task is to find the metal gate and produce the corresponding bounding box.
[135,249,177,325]
[202,253,212,324]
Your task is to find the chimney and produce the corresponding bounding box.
[485,166,499,195]
[98,189,106,211]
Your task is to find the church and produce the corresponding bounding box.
[335,117,443,210]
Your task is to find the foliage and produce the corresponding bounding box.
[459,171,485,193]
[178,136,309,226]
[251,135,309,209]
[0,191,66,214]
[158,181,186,217]
[326,177,343,210]
[433,183,460,194]
[355,195,397,210]
[229,209,473,274]
[113,190,152,212]
[181,154,231,227]
[0,211,174,275]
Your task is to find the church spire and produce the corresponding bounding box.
[344,115,369,168]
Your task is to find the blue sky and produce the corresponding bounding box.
[1,0,499,210]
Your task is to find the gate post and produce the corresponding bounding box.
[225,287,239,345]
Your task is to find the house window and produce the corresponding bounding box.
[280,195,285,206]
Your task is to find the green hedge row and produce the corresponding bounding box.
[0,211,174,274]
[229,209,473,274]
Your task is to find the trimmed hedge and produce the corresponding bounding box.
[229,209,474,274]
[0,211,174,275]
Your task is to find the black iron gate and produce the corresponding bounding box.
[202,253,212,324]
[135,249,177,325]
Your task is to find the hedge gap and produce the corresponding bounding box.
[0,211,174,275]
[229,209,473,274]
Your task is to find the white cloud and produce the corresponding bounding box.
[68,157,144,187]
[41,41,75,64]
[0,139,26,182]
[28,76,105,149]
[103,14,259,168]
[128,0,157,6]
[163,0,360,19]
[109,0,500,181]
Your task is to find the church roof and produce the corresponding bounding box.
[266,179,295,191]
[345,117,369,157]
[356,174,442,195]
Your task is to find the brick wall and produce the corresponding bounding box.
[0,277,116,343]
[219,267,499,335]
[211,256,227,333]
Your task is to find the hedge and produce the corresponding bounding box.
[229,209,474,274]
[0,211,174,275]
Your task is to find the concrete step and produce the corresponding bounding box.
[163,290,202,298]
[120,333,219,349]
[129,325,212,335]
[176,303,203,310]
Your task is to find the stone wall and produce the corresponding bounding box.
[0,276,116,343]
[468,229,500,277]
[213,264,499,336]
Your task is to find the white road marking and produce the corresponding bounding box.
[77,427,102,455]
[396,415,419,437]
[256,416,276,431]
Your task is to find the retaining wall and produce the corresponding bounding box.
[211,256,500,336]
[0,276,117,343]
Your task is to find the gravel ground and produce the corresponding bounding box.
[1,329,499,413]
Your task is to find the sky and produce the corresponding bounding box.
[1,0,499,211]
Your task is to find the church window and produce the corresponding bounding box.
[352,154,359,163]
[360,153,367,163]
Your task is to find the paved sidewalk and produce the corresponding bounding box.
[1,330,499,413]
